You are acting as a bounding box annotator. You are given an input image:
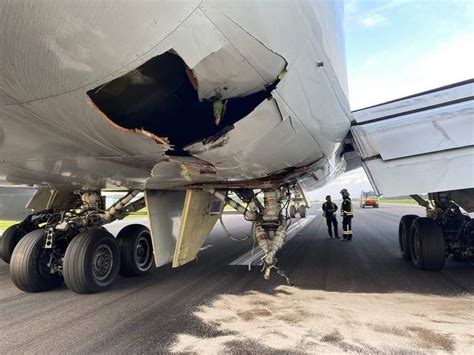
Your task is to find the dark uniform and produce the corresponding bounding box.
[340,196,353,240]
[322,201,339,239]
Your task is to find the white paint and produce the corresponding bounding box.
[229,216,315,266]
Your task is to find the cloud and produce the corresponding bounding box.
[347,0,409,30]
[344,0,359,15]
[359,14,387,28]
[382,0,410,10]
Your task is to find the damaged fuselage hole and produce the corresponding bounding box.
[87,51,279,155]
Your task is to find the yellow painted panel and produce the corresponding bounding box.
[172,189,223,267]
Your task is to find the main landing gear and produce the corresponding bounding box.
[9,191,154,294]
[288,187,308,218]
[398,191,473,271]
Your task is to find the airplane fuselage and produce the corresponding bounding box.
[0,0,350,192]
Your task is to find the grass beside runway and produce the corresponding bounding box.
[379,199,418,205]
[0,220,17,230]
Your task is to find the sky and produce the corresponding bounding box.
[310,0,474,201]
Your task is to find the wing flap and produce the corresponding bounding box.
[350,80,474,197]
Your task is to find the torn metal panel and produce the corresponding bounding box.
[145,189,186,267]
[185,98,323,180]
[0,1,201,105]
[196,3,287,99]
[206,0,351,158]
[172,189,223,268]
[146,156,221,190]
[87,50,275,154]
[206,0,348,96]
[0,0,350,194]
[192,45,281,100]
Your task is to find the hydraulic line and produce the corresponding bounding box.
[102,190,141,222]
[219,215,254,242]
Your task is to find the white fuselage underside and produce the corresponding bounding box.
[0,0,351,191]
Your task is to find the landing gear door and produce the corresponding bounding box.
[172,189,224,268]
[145,190,186,267]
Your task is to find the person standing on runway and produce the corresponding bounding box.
[322,195,339,239]
[340,189,353,241]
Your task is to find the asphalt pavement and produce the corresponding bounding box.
[0,204,472,353]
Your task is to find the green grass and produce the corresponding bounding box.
[0,220,18,230]
[125,209,148,219]
[0,198,420,230]
[379,199,418,205]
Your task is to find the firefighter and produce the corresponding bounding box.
[322,195,339,239]
[340,188,353,241]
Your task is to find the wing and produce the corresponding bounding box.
[350,79,473,198]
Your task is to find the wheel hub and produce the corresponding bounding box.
[135,235,151,269]
[93,245,113,281]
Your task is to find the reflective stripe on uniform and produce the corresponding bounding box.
[343,230,352,235]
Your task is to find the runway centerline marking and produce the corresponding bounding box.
[229,215,316,266]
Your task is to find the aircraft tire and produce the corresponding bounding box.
[409,217,446,271]
[64,228,120,294]
[398,215,418,260]
[1,224,27,264]
[117,224,153,277]
[10,229,63,292]
[289,205,297,218]
[299,205,307,218]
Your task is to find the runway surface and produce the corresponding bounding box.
[0,204,473,353]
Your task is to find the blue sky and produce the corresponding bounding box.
[310,0,473,201]
[346,0,473,109]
